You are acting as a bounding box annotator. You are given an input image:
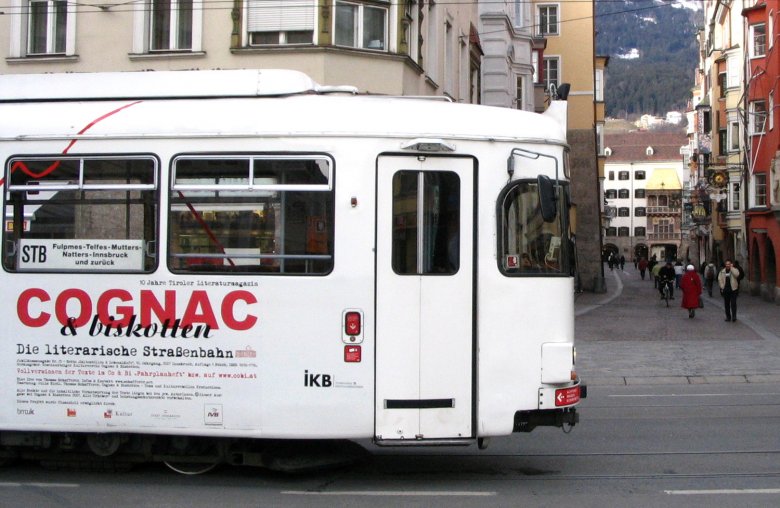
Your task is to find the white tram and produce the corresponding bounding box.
[0,70,584,469]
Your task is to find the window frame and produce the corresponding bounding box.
[718,72,727,98]
[728,113,740,151]
[132,0,203,54]
[750,100,767,136]
[167,153,335,276]
[3,154,160,274]
[246,0,315,47]
[595,68,604,102]
[729,182,741,212]
[334,0,388,51]
[537,4,559,36]
[497,179,571,277]
[9,0,77,58]
[515,74,525,110]
[543,56,560,91]
[391,170,461,276]
[750,22,767,58]
[754,173,767,207]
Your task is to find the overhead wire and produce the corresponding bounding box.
[0,0,702,40]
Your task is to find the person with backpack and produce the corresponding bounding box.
[703,260,716,297]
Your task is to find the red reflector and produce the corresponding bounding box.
[555,386,580,407]
[345,311,361,336]
[344,345,362,363]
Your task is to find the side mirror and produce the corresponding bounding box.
[537,175,557,223]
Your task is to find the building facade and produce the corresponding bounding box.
[689,0,748,275]
[2,0,481,101]
[533,0,603,292]
[603,132,688,263]
[478,1,542,110]
[689,0,780,303]
[743,2,780,302]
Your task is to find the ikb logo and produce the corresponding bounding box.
[204,404,223,426]
[304,370,332,387]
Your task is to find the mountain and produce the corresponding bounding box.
[596,0,703,119]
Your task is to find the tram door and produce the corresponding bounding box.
[375,155,475,441]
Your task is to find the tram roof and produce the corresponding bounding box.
[0,70,567,145]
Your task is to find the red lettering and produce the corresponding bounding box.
[181,290,218,329]
[17,288,51,327]
[55,289,92,327]
[221,290,258,331]
[17,287,258,331]
[140,289,176,327]
[97,289,133,326]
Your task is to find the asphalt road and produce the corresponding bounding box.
[2,266,779,507]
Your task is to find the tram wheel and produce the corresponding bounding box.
[86,433,123,457]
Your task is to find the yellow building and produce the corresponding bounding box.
[533,0,603,291]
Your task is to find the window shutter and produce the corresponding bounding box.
[247,0,315,32]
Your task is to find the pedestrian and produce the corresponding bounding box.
[673,260,684,288]
[608,253,614,271]
[619,255,625,270]
[718,259,740,322]
[680,264,702,318]
[638,256,648,280]
[651,261,662,288]
[703,260,716,297]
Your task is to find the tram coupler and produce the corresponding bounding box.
[513,408,578,433]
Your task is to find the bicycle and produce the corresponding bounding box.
[660,278,673,307]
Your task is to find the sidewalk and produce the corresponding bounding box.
[574,263,780,386]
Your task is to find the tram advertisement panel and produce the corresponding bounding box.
[7,278,262,431]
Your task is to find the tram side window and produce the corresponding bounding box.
[169,156,334,274]
[3,157,158,273]
[391,171,460,275]
[498,180,570,275]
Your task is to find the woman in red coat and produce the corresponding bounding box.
[680,264,702,318]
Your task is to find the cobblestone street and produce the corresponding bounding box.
[575,263,780,385]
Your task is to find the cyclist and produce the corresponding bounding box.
[657,261,676,300]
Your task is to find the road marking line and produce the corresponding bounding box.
[666,488,780,495]
[610,393,780,398]
[0,482,78,488]
[282,490,496,497]
[575,270,623,316]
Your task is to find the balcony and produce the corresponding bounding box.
[647,206,681,215]
[647,232,682,241]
